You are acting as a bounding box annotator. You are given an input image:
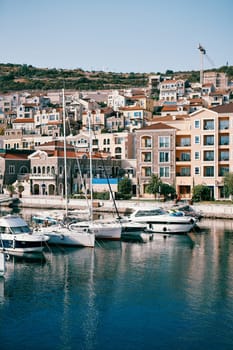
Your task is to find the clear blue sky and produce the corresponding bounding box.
[0,0,232,73]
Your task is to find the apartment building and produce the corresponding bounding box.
[135,123,176,198]
[66,130,135,160]
[28,141,122,196]
[118,106,152,132]
[159,79,186,101]
[203,71,228,90]
[135,103,233,200]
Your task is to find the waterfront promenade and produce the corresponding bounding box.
[1,194,233,219]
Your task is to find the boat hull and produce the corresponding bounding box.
[0,215,49,256]
[36,225,95,247]
[145,221,195,234]
[126,208,197,234]
[94,225,121,241]
[76,221,122,241]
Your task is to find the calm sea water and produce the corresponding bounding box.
[1,209,233,350]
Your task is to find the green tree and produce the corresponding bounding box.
[223,172,233,198]
[7,184,15,197]
[160,183,176,200]
[117,177,132,199]
[192,185,211,202]
[146,174,163,198]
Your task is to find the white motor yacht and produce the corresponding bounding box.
[0,215,49,256]
[124,207,197,234]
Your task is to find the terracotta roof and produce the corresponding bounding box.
[202,83,213,87]
[47,121,62,126]
[119,106,144,111]
[161,79,177,84]
[13,118,34,123]
[22,103,38,107]
[161,105,178,111]
[128,95,146,100]
[209,90,229,96]
[138,122,176,131]
[3,153,29,160]
[152,115,189,122]
[211,103,233,113]
[188,98,203,105]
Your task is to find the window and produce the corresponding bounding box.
[219,151,229,161]
[195,152,200,160]
[219,120,229,130]
[180,138,190,147]
[141,136,152,148]
[195,136,200,144]
[204,166,214,177]
[219,166,229,176]
[204,151,214,161]
[180,167,190,176]
[159,151,170,163]
[141,166,152,177]
[181,152,190,161]
[115,147,122,153]
[204,135,214,146]
[204,120,214,130]
[115,137,124,145]
[142,152,151,162]
[195,167,200,175]
[159,136,170,148]
[9,165,15,174]
[219,135,229,145]
[159,166,170,177]
[194,120,200,128]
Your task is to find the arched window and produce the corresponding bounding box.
[141,136,152,148]
[19,166,28,174]
[115,147,122,153]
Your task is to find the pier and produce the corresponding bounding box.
[1,194,233,219]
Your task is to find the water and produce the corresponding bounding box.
[1,210,233,350]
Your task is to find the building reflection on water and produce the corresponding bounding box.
[1,217,233,348]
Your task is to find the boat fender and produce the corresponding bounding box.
[60,234,64,240]
[5,254,11,261]
[163,227,167,232]
[190,218,194,224]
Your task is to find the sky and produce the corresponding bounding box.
[0,0,232,74]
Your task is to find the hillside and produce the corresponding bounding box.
[0,63,232,92]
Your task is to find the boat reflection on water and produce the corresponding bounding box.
[1,218,233,349]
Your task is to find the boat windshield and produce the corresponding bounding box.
[134,208,167,217]
[11,226,31,234]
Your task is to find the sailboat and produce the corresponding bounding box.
[72,111,122,240]
[35,90,95,248]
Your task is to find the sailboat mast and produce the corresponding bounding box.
[88,111,93,221]
[62,88,68,216]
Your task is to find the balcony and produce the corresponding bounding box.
[176,143,191,147]
[176,172,191,177]
[30,174,56,180]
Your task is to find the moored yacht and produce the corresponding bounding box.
[34,222,95,247]
[124,207,197,234]
[0,215,49,256]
